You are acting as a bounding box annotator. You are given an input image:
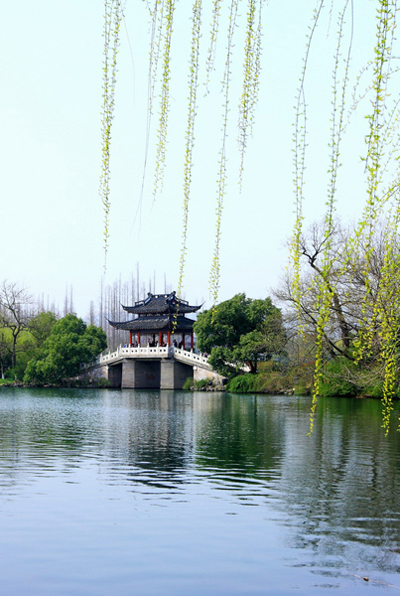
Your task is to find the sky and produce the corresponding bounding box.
[0,0,378,319]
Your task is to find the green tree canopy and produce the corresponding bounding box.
[28,311,58,349]
[24,314,107,385]
[194,294,286,375]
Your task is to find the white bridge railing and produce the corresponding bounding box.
[99,345,211,369]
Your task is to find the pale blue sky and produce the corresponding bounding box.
[0,0,378,317]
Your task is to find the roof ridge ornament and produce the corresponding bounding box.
[121,291,201,315]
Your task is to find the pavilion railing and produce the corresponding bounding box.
[99,345,211,368]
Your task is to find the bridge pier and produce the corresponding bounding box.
[160,359,192,390]
[121,359,161,389]
[121,359,135,388]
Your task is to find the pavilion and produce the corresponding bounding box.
[108,291,201,350]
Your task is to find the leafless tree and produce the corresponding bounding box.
[0,281,34,368]
[96,268,171,351]
[88,300,96,326]
[275,220,395,363]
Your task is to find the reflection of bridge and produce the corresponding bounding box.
[99,345,212,389]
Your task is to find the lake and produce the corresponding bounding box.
[0,388,400,595]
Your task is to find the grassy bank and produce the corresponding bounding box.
[225,359,396,399]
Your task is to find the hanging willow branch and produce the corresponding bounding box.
[351,3,396,352]
[238,0,263,186]
[100,0,123,267]
[136,1,165,228]
[205,0,222,94]
[148,0,165,116]
[291,0,324,345]
[100,1,265,310]
[209,0,240,308]
[355,0,395,337]
[153,0,175,197]
[292,0,400,433]
[366,0,399,432]
[177,0,202,302]
[99,0,400,433]
[309,0,354,432]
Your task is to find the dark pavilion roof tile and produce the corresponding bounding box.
[107,315,196,332]
[122,291,201,315]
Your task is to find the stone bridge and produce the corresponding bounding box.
[98,345,214,389]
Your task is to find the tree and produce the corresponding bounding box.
[0,332,12,380]
[275,220,400,397]
[194,294,286,376]
[28,311,58,349]
[0,281,34,368]
[101,2,400,429]
[24,314,107,385]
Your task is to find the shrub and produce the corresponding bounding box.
[319,358,359,397]
[183,377,193,391]
[227,373,258,393]
[293,382,311,396]
[183,378,215,391]
[194,379,212,390]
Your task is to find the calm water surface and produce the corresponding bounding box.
[1,388,400,595]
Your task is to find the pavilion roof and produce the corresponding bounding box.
[121,291,201,315]
[107,314,196,333]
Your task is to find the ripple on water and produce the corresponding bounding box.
[1,389,400,596]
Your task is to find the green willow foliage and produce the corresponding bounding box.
[209,0,240,307]
[238,0,262,185]
[291,1,325,341]
[101,0,263,304]
[100,0,123,264]
[153,0,175,197]
[177,0,202,301]
[304,0,353,432]
[292,0,400,433]
[101,0,400,431]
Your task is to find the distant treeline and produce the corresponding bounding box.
[0,270,178,383]
[33,268,178,352]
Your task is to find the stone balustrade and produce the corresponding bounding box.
[99,345,211,369]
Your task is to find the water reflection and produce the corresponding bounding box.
[277,397,400,575]
[1,387,400,591]
[194,393,285,477]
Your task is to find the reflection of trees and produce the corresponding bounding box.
[192,393,400,573]
[0,388,197,492]
[277,397,400,565]
[100,390,194,484]
[0,388,92,453]
[0,388,100,491]
[193,392,400,568]
[194,393,285,479]
[2,386,400,566]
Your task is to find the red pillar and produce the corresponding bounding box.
[129,331,133,347]
[167,330,171,347]
[159,331,162,346]
[138,331,141,345]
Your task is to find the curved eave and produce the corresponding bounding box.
[122,303,201,315]
[107,315,195,332]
